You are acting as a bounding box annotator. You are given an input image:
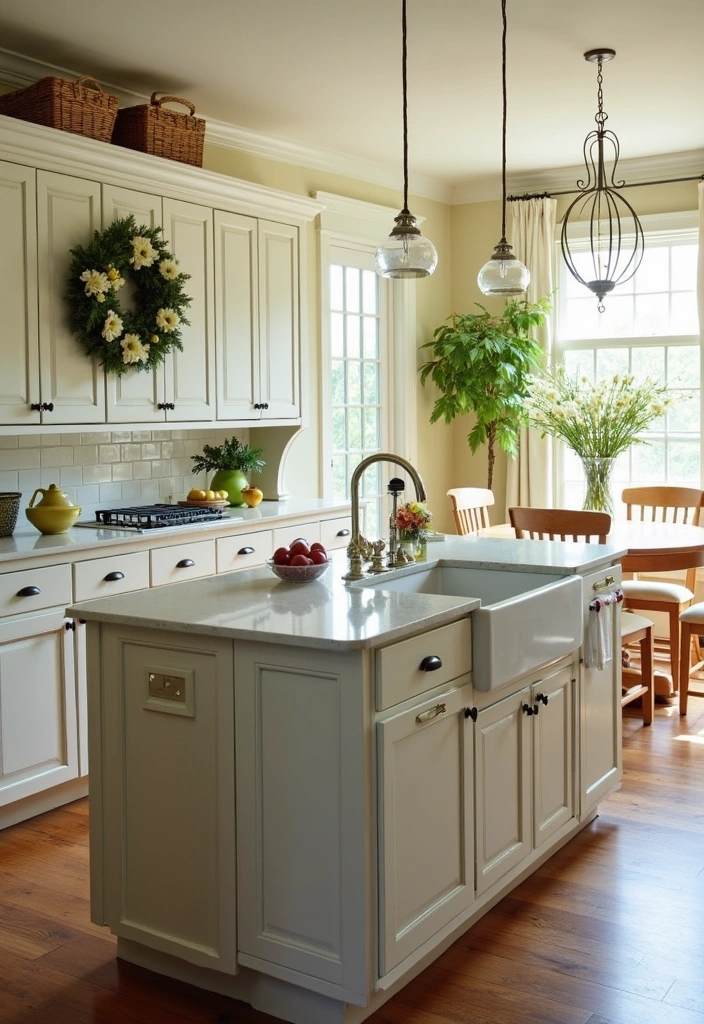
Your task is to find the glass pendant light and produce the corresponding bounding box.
[375,0,438,279]
[478,0,530,296]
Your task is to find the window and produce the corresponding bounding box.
[555,214,700,512]
[329,251,389,539]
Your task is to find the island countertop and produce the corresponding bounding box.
[67,534,625,651]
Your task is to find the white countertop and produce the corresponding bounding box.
[68,534,625,651]
[0,498,351,567]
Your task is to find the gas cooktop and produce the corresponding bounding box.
[74,503,226,532]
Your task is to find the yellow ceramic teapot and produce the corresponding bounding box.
[26,484,82,534]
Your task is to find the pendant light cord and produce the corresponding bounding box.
[401,0,410,215]
[500,0,507,240]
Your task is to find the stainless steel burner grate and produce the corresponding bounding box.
[93,504,225,530]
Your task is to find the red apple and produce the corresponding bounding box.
[272,547,290,565]
[310,542,327,554]
[289,540,311,558]
[310,550,328,565]
[290,553,312,566]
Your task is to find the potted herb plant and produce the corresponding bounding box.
[419,297,551,489]
[190,436,266,507]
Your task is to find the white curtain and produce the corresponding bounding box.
[505,196,558,514]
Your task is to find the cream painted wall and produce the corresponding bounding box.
[448,181,701,525]
[203,143,455,532]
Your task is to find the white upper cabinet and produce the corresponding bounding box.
[37,171,105,424]
[214,212,299,421]
[0,117,321,431]
[0,161,38,424]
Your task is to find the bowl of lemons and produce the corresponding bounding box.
[179,488,231,508]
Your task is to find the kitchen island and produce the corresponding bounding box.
[69,535,626,1024]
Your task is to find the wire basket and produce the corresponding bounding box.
[112,93,205,167]
[0,75,119,142]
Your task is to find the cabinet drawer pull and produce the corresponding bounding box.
[593,574,616,592]
[103,571,125,582]
[176,558,195,568]
[337,528,351,537]
[419,654,442,672]
[238,546,255,555]
[17,585,41,597]
[415,702,446,724]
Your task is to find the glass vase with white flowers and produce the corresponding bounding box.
[524,367,675,515]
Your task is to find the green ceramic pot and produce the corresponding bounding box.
[210,469,249,507]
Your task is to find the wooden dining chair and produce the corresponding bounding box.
[620,486,704,688]
[447,487,495,535]
[508,506,611,543]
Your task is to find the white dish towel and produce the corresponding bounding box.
[585,588,624,671]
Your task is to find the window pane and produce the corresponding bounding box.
[331,312,344,357]
[362,316,378,358]
[596,348,629,378]
[596,296,634,337]
[631,346,664,379]
[668,390,699,432]
[668,345,699,386]
[345,267,360,312]
[636,246,669,293]
[670,292,698,335]
[331,456,346,498]
[671,245,698,290]
[363,361,379,404]
[635,294,668,336]
[364,407,380,450]
[347,408,362,451]
[668,440,700,484]
[332,408,346,452]
[331,360,345,404]
[347,360,361,405]
[347,316,361,359]
[362,270,377,314]
[330,266,343,311]
[632,441,665,481]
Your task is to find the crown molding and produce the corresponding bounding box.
[0,47,453,206]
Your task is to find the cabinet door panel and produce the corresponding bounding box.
[0,610,77,805]
[36,171,104,423]
[532,666,576,848]
[378,684,474,975]
[259,220,299,419]
[474,687,531,895]
[0,161,39,424]
[162,199,215,421]
[214,210,259,420]
[103,185,165,423]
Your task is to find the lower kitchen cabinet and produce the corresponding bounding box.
[0,608,77,807]
[377,683,474,975]
[474,662,577,896]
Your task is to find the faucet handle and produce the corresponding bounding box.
[388,477,406,494]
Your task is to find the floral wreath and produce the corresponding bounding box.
[66,215,192,376]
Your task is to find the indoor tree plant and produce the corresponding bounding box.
[419,297,551,489]
[190,436,266,506]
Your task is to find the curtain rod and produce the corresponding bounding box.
[507,172,704,202]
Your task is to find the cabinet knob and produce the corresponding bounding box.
[263,402,269,410]
[17,585,41,597]
[157,402,167,410]
[419,654,442,672]
[464,707,478,721]
[65,620,76,631]
[415,702,446,724]
[536,693,549,705]
[30,402,42,411]
[254,403,261,410]
[176,558,195,568]
[167,402,175,411]
[337,528,351,537]
[522,703,536,716]
[42,402,54,412]
[238,546,255,555]
[103,571,125,582]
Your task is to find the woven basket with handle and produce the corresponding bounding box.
[112,93,205,167]
[0,75,119,142]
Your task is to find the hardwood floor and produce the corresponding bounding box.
[1,699,703,1024]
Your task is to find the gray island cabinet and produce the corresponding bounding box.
[70,537,624,1024]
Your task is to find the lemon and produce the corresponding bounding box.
[188,488,206,501]
[204,490,216,501]
[217,490,229,500]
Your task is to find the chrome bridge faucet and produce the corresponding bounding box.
[343,453,426,581]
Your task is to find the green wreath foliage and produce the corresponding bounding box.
[66,215,192,376]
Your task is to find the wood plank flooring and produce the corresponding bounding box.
[1,698,703,1024]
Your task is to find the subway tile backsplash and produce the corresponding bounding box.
[0,429,245,508]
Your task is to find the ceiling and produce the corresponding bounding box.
[0,0,703,203]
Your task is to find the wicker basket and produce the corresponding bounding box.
[112,93,205,167]
[0,75,118,142]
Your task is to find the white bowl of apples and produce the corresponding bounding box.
[266,538,330,583]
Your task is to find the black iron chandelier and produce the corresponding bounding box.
[560,49,645,310]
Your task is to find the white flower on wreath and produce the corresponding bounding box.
[121,334,150,364]
[158,259,179,280]
[156,308,180,333]
[101,310,123,342]
[107,266,125,291]
[80,269,110,297]
[130,236,158,270]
